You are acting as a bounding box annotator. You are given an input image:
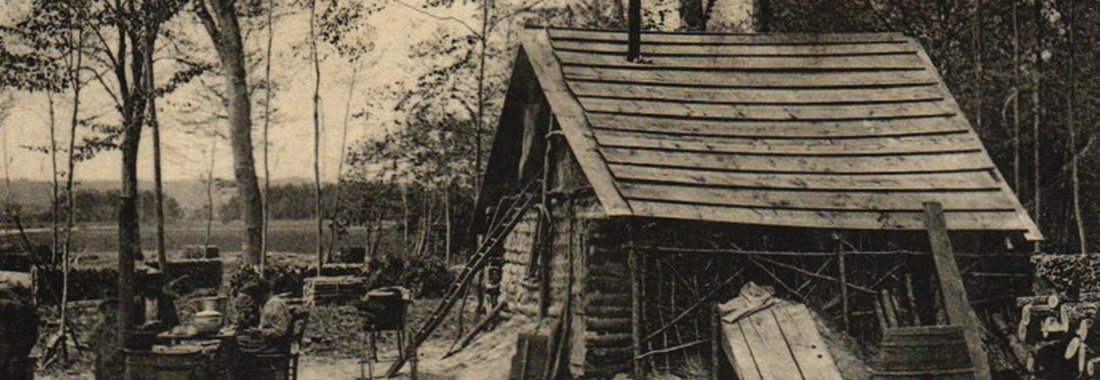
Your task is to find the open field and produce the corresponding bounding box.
[8,220,403,259]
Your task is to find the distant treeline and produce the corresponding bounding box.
[218,181,471,222]
[6,189,183,225]
[217,181,475,257]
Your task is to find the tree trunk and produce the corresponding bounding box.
[118,102,144,355]
[48,92,59,264]
[402,184,409,250]
[198,0,263,265]
[1066,0,1085,253]
[445,183,451,264]
[337,66,356,183]
[1031,0,1042,252]
[261,0,275,274]
[45,80,61,361]
[757,0,771,32]
[60,24,86,361]
[973,0,983,135]
[310,0,323,274]
[1012,0,1020,191]
[148,33,167,277]
[474,0,491,196]
[205,135,216,248]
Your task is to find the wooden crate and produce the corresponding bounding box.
[873,325,975,379]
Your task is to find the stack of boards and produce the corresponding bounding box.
[720,302,843,380]
[303,275,366,305]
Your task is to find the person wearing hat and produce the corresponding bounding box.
[237,278,291,354]
[235,278,293,380]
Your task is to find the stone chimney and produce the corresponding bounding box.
[628,0,641,62]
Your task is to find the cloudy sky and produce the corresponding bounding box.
[0,0,479,183]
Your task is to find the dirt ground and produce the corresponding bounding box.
[296,319,528,380]
[32,298,521,380]
[34,323,519,380]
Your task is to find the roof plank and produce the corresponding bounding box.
[579,97,954,121]
[588,114,967,139]
[556,51,928,71]
[594,130,980,156]
[567,82,945,105]
[629,201,1031,231]
[601,148,995,174]
[520,30,633,215]
[563,66,938,88]
[608,164,1001,191]
[550,40,919,56]
[910,38,1043,240]
[617,182,1016,211]
[547,29,909,45]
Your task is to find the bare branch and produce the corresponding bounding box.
[391,0,481,38]
[194,0,222,47]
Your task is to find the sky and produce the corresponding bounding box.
[0,0,480,183]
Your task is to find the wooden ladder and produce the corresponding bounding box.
[384,180,541,378]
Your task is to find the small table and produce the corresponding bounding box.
[154,328,239,379]
[157,328,236,346]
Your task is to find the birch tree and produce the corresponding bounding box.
[195,0,265,265]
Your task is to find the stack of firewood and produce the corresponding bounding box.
[1015,254,1100,379]
[303,275,367,305]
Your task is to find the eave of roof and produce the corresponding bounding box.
[518,27,1043,240]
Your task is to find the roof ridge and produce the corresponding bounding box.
[527,25,907,38]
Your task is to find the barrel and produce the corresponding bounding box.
[872,325,975,379]
[124,348,204,380]
[355,287,410,331]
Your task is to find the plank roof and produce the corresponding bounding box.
[514,27,1042,240]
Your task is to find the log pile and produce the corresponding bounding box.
[1016,294,1100,378]
[1015,254,1100,379]
[303,276,367,305]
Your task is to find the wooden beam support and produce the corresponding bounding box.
[629,233,643,379]
[922,201,992,380]
[836,235,850,332]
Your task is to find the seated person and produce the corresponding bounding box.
[231,280,262,330]
[237,279,292,354]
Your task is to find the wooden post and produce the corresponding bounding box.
[835,235,849,331]
[922,202,992,380]
[905,274,921,326]
[880,290,898,328]
[711,302,721,380]
[629,238,643,378]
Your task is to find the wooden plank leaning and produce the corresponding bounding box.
[922,201,991,380]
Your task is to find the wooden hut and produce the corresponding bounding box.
[472,27,1041,379]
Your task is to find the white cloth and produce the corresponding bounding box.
[719,282,779,324]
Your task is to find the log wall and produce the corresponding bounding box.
[578,220,633,378]
[500,207,543,318]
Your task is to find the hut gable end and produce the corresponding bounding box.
[480,27,1042,240]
